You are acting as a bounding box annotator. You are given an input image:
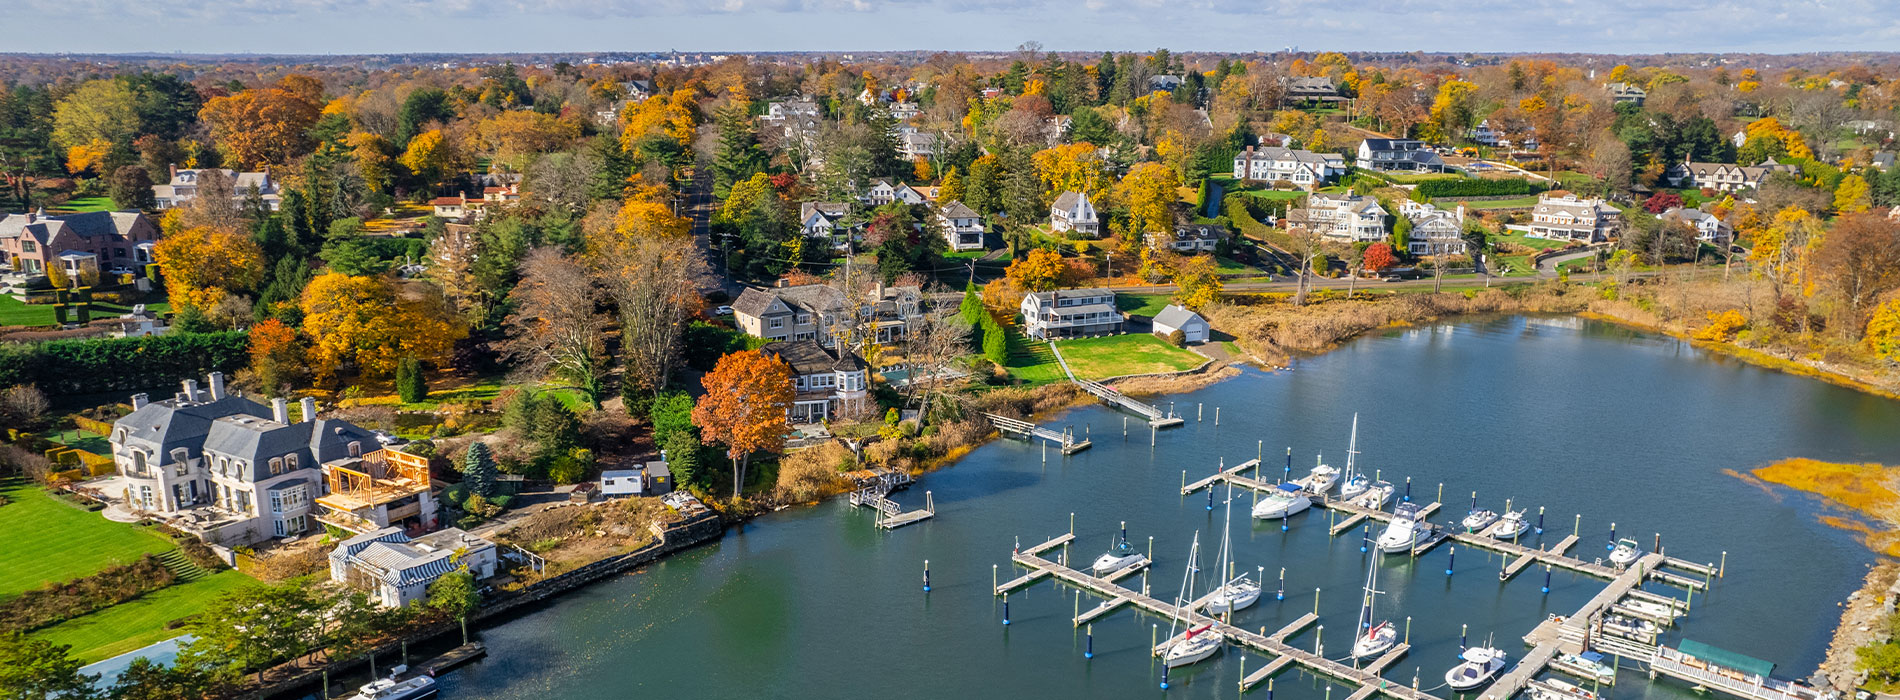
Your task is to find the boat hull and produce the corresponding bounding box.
[1205,583,1262,614]
[1252,496,1311,520]
[1092,553,1147,576]
[1164,634,1224,667]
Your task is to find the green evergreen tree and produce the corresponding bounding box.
[395,356,426,403]
[662,429,702,489]
[711,101,764,198]
[462,442,498,498]
[982,316,1008,365]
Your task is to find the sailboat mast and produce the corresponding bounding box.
[1219,483,1234,585]
[1346,413,1360,482]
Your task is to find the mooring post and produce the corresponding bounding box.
[1460,623,1468,651]
[1404,476,1412,502]
[1361,524,1370,553]
[1437,482,1443,505]
[1653,532,1661,554]
[1314,587,1321,617]
[1608,522,1617,550]
[924,560,931,592]
[1216,406,1221,425]
[1042,439,1047,463]
[1315,625,1324,656]
[1471,490,1477,510]
[1149,535,1154,562]
[1182,470,1187,491]
[1446,546,1456,576]
[1719,551,1727,578]
[1161,663,1171,690]
[1574,514,1581,538]
[1069,512,1075,536]
[1123,416,1128,437]
[1151,423,1156,446]
[1536,506,1545,535]
[1002,593,1010,625]
[1405,616,1412,644]
[1238,655,1246,691]
[1542,564,1551,595]
[1278,567,1286,601]
[1086,624,1094,659]
[992,563,997,592]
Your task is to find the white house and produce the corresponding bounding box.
[1020,288,1123,340]
[1356,139,1447,172]
[1398,200,1469,256]
[1528,191,1622,242]
[1151,304,1210,344]
[152,167,282,211]
[799,201,853,248]
[1232,146,1348,189]
[1147,224,1227,253]
[1661,206,1733,244]
[1290,193,1387,242]
[599,469,645,497]
[1049,191,1100,236]
[328,527,498,608]
[866,179,928,206]
[937,201,985,251]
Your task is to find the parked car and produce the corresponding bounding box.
[714,305,734,316]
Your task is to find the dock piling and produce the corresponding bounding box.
[1460,623,1468,651]
[1002,593,1010,625]
[1446,546,1455,576]
[1609,522,1617,550]
[1437,482,1444,505]
[1404,476,1412,502]
[1278,568,1286,601]
[924,560,931,592]
[1314,587,1321,617]
[1573,514,1581,538]
[1537,506,1545,535]
[1542,564,1551,594]
[1719,551,1727,578]
[1161,662,1170,689]
[1086,624,1094,659]
[1197,402,1203,422]
[1316,624,1324,656]
[1405,616,1412,644]
[1361,524,1370,553]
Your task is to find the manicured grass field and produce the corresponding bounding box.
[48,428,111,454]
[0,479,177,600]
[1245,189,1308,201]
[0,295,172,328]
[1008,333,1206,384]
[34,569,256,663]
[51,196,116,213]
[1116,293,1174,318]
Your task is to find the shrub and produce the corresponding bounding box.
[1165,329,1186,347]
[1414,178,1541,198]
[395,356,427,403]
[0,555,176,632]
[0,331,250,396]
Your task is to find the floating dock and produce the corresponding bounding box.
[848,487,935,529]
[984,413,1091,454]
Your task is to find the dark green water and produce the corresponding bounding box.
[437,316,1900,699]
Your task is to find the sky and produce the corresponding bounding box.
[3,0,1900,55]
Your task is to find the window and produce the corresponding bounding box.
[269,458,283,475]
[22,241,35,253]
[286,454,298,470]
[348,441,362,458]
[769,318,785,330]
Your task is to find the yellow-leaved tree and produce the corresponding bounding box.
[399,130,460,188]
[1172,255,1223,309]
[1031,143,1113,204]
[152,227,266,313]
[299,272,466,382]
[1116,162,1180,236]
[1868,298,1900,363]
[1834,175,1872,213]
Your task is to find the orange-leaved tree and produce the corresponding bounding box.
[692,350,793,499]
[248,318,304,394]
[153,226,266,313]
[198,75,325,169]
[299,272,466,383]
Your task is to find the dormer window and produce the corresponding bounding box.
[348,441,362,458]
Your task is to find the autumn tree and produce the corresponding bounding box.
[1749,207,1824,300]
[1812,212,1900,338]
[692,350,793,499]
[1363,242,1399,273]
[299,272,466,382]
[1031,142,1114,204]
[1868,299,1900,364]
[1172,255,1223,309]
[475,110,581,172]
[198,76,324,169]
[153,226,266,313]
[52,79,138,159]
[589,207,708,408]
[399,129,459,190]
[937,165,965,203]
[504,249,611,408]
[1835,175,1873,214]
[1117,162,1180,235]
[248,318,304,394]
[1004,248,1071,293]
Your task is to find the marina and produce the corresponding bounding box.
[432,317,1900,700]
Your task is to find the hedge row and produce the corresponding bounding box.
[1416,178,1545,198]
[0,330,251,395]
[0,555,177,633]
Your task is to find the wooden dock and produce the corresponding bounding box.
[984,413,1091,454]
[1649,645,1834,700]
[1047,342,1185,428]
[1006,535,1443,700]
[850,487,935,529]
[402,642,487,679]
[1479,553,1671,700]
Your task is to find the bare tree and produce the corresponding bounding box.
[178,168,247,234]
[504,248,611,408]
[899,299,971,421]
[595,234,710,405]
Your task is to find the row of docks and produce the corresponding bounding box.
[983,456,1816,700]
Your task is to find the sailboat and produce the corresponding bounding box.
[1337,415,1370,500]
[1091,521,1148,576]
[1163,531,1225,667]
[1206,485,1262,614]
[1445,645,1510,691]
[1349,551,1399,659]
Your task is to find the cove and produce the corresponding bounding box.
[433,315,1900,699]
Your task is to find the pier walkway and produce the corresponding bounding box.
[1049,342,1185,428]
[984,413,1091,454]
[848,487,935,529]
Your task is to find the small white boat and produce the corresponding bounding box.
[1376,503,1430,554]
[1461,508,1499,533]
[1608,538,1642,567]
[1164,624,1226,667]
[1617,598,1681,622]
[1339,473,1372,501]
[1490,510,1529,540]
[1350,480,1395,510]
[345,676,438,700]
[1205,576,1262,614]
[1091,523,1148,576]
[1551,651,1616,685]
[1445,646,1509,691]
[1252,482,1314,520]
[1295,460,1340,495]
[1528,678,1600,700]
[1600,614,1658,640]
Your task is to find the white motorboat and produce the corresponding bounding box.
[1091,522,1148,575]
[1528,678,1600,700]
[1550,651,1616,685]
[1461,508,1499,533]
[1349,556,1399,659]
[1164,624,1226,667]
[1252,482,1314,520]
[1375,503,1430,554]
[1615,598,1681,622]
[1207,486,1262,614]
[1600,614,1658,640]
[1490,510,1530,540]
[1608,538,1642,567]
[1349,480,1394,510]
[345,676,438,700]
[1162,532,1223,667]
[1445,646,1509,691]
[1294,458,1340,495]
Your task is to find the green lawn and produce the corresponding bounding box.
[48,428,111,454]
[0,294,172,328]
[51,197,116,214]
[0,480,177,600]
[1492,232,1569,251]
[33,570,256,663]
[1008,333,1206,383]
[1116,293,1175,318]
[1245,189,1308,202]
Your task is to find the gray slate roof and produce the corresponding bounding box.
[1152,304,1205,330]
[763,339,869,375]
